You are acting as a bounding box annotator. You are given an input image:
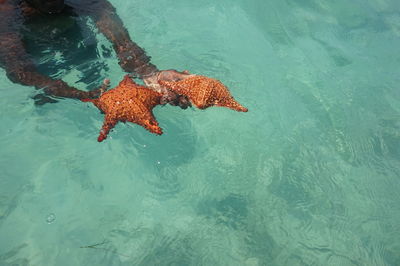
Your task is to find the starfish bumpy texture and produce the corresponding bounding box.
[159,75,248,112]
[82,75,162,142]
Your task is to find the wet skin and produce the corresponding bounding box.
[0,0,190,107]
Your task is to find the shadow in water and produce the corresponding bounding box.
[197,193,248,230]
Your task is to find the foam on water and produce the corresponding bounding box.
[1,0,400,265]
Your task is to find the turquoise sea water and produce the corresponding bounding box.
[1,0,400,265]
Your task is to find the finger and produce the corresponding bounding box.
[103,79,110,86]
[178,95,191,109]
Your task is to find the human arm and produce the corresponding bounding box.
[86,0,192,108]
[0,1,100,100]
[86,0,158,77]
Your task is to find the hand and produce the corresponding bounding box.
[143,69,193,109]
[157,69,193,82]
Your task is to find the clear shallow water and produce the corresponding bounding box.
[1,0,400,265]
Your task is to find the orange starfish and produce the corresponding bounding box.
[82,75,162,142]
[158,75,248,112]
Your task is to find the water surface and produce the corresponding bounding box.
[1,0,400,265]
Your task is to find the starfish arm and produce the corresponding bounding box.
[135,115,163,135]
[125,97,163,135]
[216,99,248,112]
[98,115,117,142]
